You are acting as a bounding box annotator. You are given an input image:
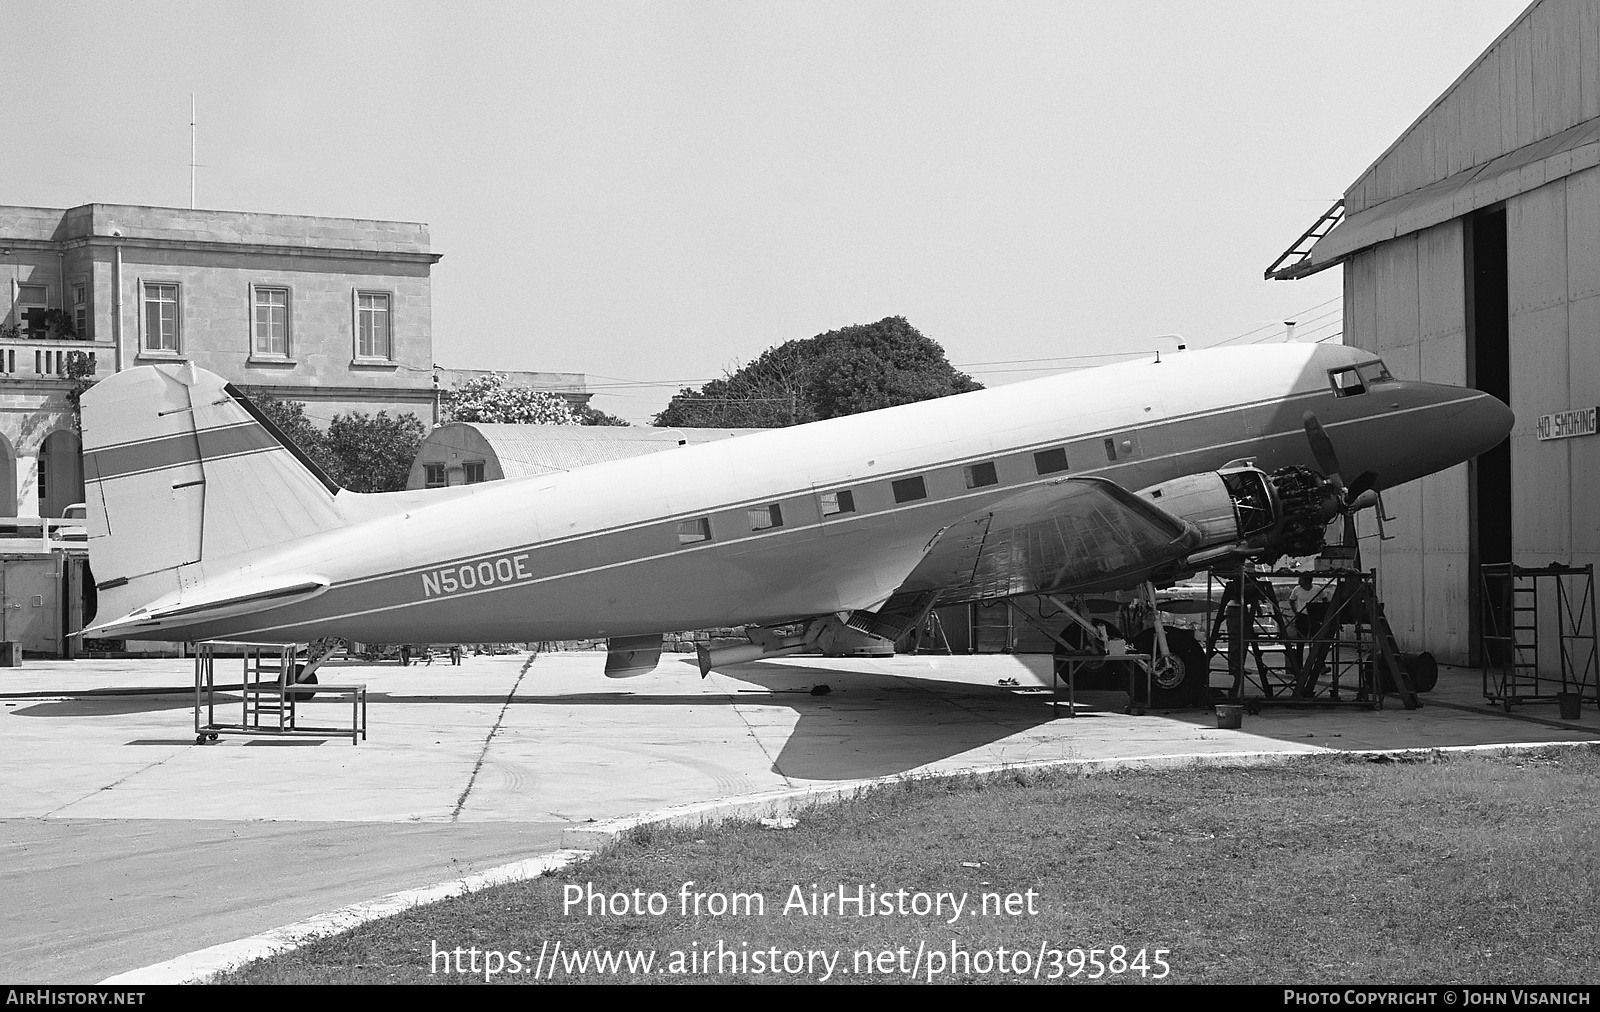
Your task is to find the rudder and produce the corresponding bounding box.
[81,363,346,627]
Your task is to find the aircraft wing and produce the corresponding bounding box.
[895,476,1204,605]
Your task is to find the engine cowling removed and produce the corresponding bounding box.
[1137,464,1338,564]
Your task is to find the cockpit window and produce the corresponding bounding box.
[1357,360,1393,386]
[1330,360,1394,397]
[1329,366,1365,397]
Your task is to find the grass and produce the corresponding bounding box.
[219,747,1600,984]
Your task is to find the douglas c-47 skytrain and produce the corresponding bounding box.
[78,343,1512,707]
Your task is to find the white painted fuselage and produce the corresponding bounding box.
[86,343,1512,644]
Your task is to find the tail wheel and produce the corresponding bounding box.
[287,665,318,702]
[1130,628,1207,709]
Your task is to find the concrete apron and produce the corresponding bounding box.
[2,650,1596,983]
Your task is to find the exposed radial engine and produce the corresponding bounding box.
[1137,463,1342,569]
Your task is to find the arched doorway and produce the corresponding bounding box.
[39,430,83,519]
[0,433,16,518]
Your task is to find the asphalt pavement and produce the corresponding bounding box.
[2,649,1595,982]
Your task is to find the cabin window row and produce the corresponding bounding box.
[668,442,1086,548]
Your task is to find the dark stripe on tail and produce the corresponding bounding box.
[85,421,276,480]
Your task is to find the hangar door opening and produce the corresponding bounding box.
[1466,206,1511,666]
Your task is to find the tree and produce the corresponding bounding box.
[443,373,578,425]
[247,390,331,469]
[653,317,980,428]
[324,411,426,493]
[242,389,424,493]
[575,402,629,426]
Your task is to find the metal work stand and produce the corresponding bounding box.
[1004,597,1153,716]
[1204,566,1420,711]
[1480,563,1597,710]
[195,640,367,745]
[1046,651,1154,717]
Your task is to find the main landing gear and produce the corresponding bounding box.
[1129,627,1207,709]
[1021,583,1210,712]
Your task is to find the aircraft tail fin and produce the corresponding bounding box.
[81,363,347,630]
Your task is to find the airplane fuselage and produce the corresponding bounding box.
[114,344,1512,643]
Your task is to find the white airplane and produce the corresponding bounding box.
[79,343,1511,706]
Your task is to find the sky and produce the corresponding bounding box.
[4,0,1532,422]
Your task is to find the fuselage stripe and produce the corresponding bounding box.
[207,392,1478,640]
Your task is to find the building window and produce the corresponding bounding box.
[747,504,783,531]
[464,461,486,484]
[17,285,48,339]
[964,461,998,488]
[821,490,855,516]
[424,463,447,488]
[677,517,712,544]
[142,282,180,353]
[1034,447,1069,475]
[253,286,290,357]
[72,283,88,339]
[891,476,927,503]
[356,291,391,360]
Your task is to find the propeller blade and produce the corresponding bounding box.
[1302,411,1344,489]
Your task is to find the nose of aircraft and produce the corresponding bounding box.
[1361,381,1514,490]
[1449,386,1516,458]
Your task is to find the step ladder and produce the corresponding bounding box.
[243,644,298,731]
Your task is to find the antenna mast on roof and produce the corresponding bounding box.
[190,93,197,209]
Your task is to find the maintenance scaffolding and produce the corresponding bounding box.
[194,640,367,745]
[1203,564,1425,710]
[1480,563,1597,711]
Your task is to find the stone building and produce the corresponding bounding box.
[0,202,443,517]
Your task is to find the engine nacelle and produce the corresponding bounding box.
[1137,464,1337,563]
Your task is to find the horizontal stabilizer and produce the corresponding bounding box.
[83,577,330,638]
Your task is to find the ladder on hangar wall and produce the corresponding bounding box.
[1263,198,1345,280]
[1480,563,1598,710]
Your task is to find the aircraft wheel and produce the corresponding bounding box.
[1053,624,1104,670]
[1053,623,1123,689]
[1130,628,1207,709]
[287,668,318,702]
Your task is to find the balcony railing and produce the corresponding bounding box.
[0,516,88,553]
[0,339,112,378]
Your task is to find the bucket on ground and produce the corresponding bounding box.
[1557,692,1582,721]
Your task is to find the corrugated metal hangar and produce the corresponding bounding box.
[1271,0,1598,666]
